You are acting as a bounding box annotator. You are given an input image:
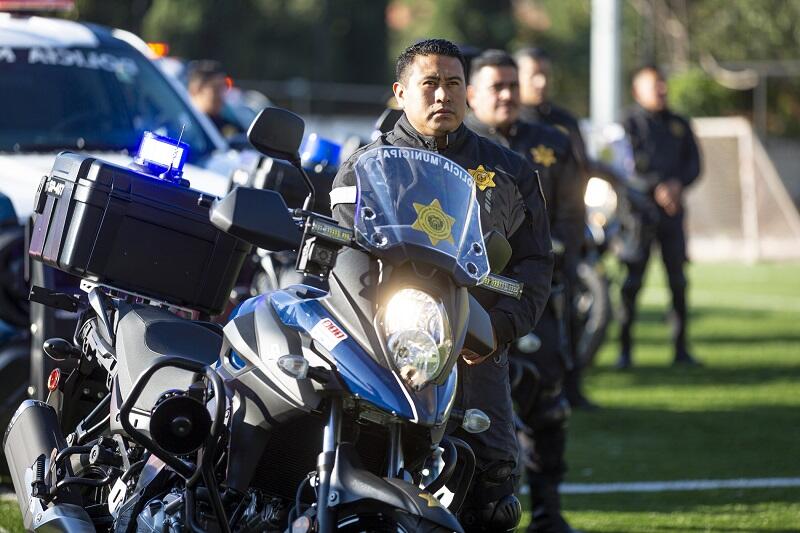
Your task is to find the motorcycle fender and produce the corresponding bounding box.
[330,443,464,533]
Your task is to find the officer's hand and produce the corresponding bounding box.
[655,179,683,216]
[461,328,498,365]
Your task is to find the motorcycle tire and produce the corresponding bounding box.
[336,503,454,533]
[0,226,28,328]
[573,261,611,368]
[0,336,32,476]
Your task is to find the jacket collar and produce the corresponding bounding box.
[393,113,469,152]
[463,113,520,145]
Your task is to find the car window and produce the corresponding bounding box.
[0,45,215,162]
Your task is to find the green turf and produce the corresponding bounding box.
[525,261,800,532]
[0,499,24,533]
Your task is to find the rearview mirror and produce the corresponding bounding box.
[247,107,305,161]
[210,187,300,251]
[484,230,513,274]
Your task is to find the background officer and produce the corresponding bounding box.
[330,39,554,532]
[514,46,595,409]
[617,64,702,368]
[186,60,244,138]
[465,49,583,533]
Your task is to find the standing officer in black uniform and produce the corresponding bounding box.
[514,47,595,409]
[465,49,583,533]
[330,39,554,532]
[616,65,702,368]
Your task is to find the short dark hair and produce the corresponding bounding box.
[632,63,664,80]
[395,39,467,82]
[187,60,225,88]
[513,47,550,64]
[469,49,517,83]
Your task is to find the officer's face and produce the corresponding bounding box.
[189,74,227,117]
[467,65,520,129]
[517,56,549,105]
[393,54,467,137]
[633,69,667,112]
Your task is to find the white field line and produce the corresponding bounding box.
[560,477,800,494]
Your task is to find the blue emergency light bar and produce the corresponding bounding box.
[134,131,189,181]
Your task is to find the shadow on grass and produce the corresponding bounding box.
[567,405,800,483]
[563,488,800,533]
[586,363,800,388]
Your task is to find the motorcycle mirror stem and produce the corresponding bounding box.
[288,154,316,212]
[246,106,316,212]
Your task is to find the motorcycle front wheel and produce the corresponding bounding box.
[573,261,611,368]
[336,503,454,533]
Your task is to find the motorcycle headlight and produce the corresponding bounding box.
[584,177,617,226]
[382,288,452,390]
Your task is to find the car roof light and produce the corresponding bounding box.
[134,131,189,181]
[146,42,170,58]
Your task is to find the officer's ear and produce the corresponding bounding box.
[392,81,406,109]
[466,84,476,106]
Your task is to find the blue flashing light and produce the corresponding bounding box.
[300,133,341,168]
[134,131,189,181]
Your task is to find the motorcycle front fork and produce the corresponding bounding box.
[315,397,341,533]
[315,397,404,533]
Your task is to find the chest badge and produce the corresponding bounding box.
[670,119,685,138]
[532,145,556,167]
[468,165,496,191]
[412,198,456,246]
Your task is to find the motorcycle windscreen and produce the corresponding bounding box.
[353,147,489,287]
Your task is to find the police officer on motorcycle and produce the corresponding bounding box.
[616,64,702,369]
[465,49,584,533]
[330,39,554,532]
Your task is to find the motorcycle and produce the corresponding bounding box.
[4,107,521,532]
[571,161,622,369]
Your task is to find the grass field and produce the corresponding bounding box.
[523,261,800,532]
[1,262,798,532]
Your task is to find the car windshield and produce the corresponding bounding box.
[353,147,489,286]
[0,45,216,162]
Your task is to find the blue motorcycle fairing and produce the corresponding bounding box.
[269,285,456,426]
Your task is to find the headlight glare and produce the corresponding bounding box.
[382,289,451,389]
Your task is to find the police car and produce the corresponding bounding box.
[0,8,253,221]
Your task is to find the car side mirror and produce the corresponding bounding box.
[484,230,513,274]
[210,187,300,251]
[247,107,305,162]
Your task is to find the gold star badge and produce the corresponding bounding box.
[411,198,455,246]
[418,492,443,508]
[467,165,496,191]
[532,145,556,167]
[670,119,685,138]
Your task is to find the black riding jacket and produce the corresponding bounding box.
[330,114,554,346]
[465,115,585,278]
[624,105,701,192]
[521,101,589,177]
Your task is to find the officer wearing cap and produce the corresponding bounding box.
[330,39,554,532]
[465,49,583,533]
[617,64,702,368]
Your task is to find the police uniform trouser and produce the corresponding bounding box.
[450,347,519,509]
[620,210,688,356]
[514,305,569,475]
